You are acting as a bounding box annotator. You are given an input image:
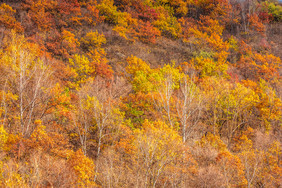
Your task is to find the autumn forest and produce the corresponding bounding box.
[0,0,281,187]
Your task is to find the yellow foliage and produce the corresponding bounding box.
[62,29,80,48]
[126,56,152,76]
[198,132,227,152]
[126,56,183,93]
[0,162,28,187]
[69,54,95,87]
[81,30,106,51]
[153,8,182,38]
[134,119,183,160]
[67,149,96,187]
[0,125,8,151]
[190,57,229,78]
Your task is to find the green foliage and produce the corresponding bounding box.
[261,1,282,22]
[268,2,282,21]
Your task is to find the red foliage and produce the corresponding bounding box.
[131,2,159,22]
[56,0,82,27]
[258,11,273,23]
[46,30,63,56]
[84,2,105,25]
[57,0,80,15]
[93,60,113,79]
[133,20,161,43]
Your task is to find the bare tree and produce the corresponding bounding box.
[176,74,203,143]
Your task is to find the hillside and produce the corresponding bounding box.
[0,0,281,187]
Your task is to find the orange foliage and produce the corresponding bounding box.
[0,0,281,187]
[0,4,23,32]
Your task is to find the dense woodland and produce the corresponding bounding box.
[0,0,281,187]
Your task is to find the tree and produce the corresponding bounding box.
[70,77,125,184]
[0,32,54,136]
[176,72,203,142]
[233,128,262,188]
[67,149,96,187]
[132,119,196,187]
[258,141,282,187]
[216,151,247,187]
[237,42,281,82]
[152,64,183,128]
[198,132,247,187]
[22,0,56,32]
[242,79,282,132]
[201,77,259,144]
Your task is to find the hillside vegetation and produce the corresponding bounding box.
[0,0,281,187]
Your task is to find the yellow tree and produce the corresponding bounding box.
[126,56,184,127]
[201,77,259,144]
[70,77,125,185]
[152,64,183,127]
[0,31,54,136]
[133,120,197,187]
